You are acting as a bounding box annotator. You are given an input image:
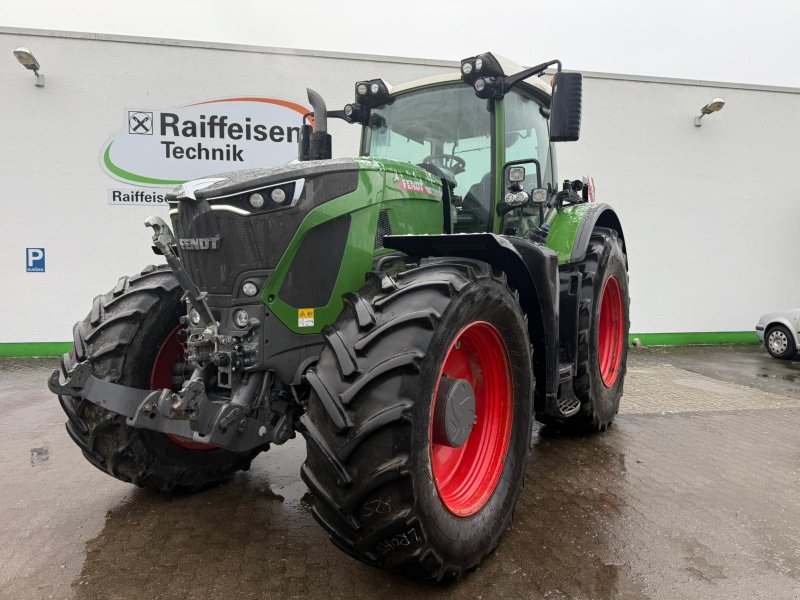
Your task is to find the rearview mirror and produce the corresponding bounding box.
[550,72,582,142]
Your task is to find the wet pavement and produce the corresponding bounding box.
[632,344,800,401]
[1,345,799,599]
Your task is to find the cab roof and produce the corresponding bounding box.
[386,55,553,97]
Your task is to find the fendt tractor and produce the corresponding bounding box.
[49,53,629,581]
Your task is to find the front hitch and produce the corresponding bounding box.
[48,362,271,451]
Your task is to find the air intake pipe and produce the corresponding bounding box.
[299,88,332,161]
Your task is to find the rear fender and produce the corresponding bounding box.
[383,233,559,415]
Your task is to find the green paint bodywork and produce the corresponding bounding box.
[545,202,596,264]
[260,158,443,334]
[492,101,505,234]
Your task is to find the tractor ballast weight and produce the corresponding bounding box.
[49,51,630,582]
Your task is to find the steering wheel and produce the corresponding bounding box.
[422,154,466,175]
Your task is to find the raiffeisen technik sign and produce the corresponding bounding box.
[100,97,310,187]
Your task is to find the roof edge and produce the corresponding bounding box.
[1,26,798,95]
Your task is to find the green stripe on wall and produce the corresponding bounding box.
[0,342,72,357]
[0,332,761,357]
[629,332,759,346]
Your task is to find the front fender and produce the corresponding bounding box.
[383,233,560,415]
[546,202,626,264]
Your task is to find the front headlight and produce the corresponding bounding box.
[205,179,304,215]
[504,191,529,207]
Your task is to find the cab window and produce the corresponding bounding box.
[363,85,493,232]
[503,91,552,234]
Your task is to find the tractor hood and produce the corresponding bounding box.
[166,157,441,203]
[165,157,442,297]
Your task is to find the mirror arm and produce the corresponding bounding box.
[502,59,562,94]
[328,109,357,124]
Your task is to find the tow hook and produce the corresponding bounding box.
[160,379,206,420]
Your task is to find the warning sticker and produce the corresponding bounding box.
[298,308,315,328]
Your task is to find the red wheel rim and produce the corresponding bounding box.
[430,321,513,517]
[598,275,624,388]
[150,326,215,451]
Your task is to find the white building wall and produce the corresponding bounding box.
[558,76,800,334]
[1,27,798,344]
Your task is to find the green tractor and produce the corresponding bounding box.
[49,52,629,581]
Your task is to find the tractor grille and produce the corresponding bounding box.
[374,209,392,250]
[169,168,359,297]
[173,206,305,295]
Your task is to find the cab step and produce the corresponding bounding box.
[556,362,581,417]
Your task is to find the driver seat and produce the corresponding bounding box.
[455,172,492,232]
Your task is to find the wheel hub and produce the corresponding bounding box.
[432,377,476,448]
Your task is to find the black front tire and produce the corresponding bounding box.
[301,259,533,582]
[57,265,259,493]
[765,324,797,359]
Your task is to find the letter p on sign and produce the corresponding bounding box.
[26,248,45,272]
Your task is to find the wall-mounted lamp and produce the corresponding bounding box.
[694,98,725,127]
[13,47,45,87]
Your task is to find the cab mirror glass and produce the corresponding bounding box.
[550,72,582,142]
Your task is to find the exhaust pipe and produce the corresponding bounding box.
[307,88,327,133]
[299,88,332,161]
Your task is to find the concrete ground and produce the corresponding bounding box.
[1,345,799,600]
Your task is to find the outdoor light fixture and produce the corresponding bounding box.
[13,47,45,87]
[694,98,725,127]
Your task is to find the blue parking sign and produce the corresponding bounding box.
[26,248,45,272]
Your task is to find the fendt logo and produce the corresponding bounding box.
[101,97,311,188]
[179,235,222,251]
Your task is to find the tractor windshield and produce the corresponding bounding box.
[362,84,493,233]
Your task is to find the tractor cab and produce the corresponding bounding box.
[308,52,583,238]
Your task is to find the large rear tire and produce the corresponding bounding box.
[569,228,630,432]
[57,265,259,493]
[301,259,533,582]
